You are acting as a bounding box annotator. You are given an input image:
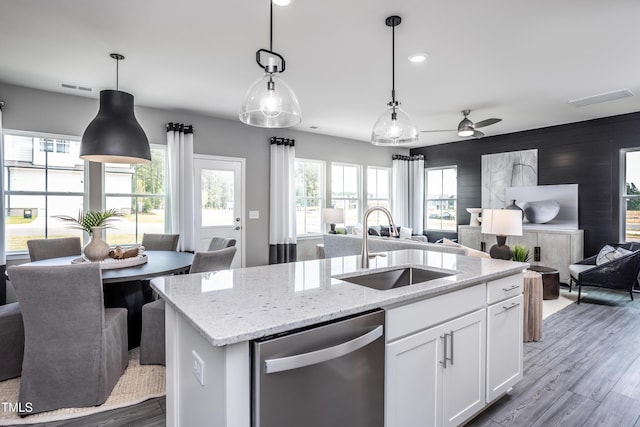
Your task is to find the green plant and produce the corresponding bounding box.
[53,209,123,234]
[511,244,531,262]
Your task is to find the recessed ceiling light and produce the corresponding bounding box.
[273,0,293,5]
[408,53,428,63]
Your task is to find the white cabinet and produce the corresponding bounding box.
[386,309,486,427]
[386,273,524,426]
[487,294,523,402]
[458,225,583,282]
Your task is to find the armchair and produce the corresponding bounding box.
[569,243,640,304]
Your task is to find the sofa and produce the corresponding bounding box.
[322,233,467,258]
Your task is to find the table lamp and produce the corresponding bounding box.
[480,209,523,260]
[323,208,344,234]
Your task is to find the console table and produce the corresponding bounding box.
[459,226,583,282]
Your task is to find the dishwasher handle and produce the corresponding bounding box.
[264,325,384,374]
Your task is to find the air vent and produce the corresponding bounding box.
[568,89,634,108]
[59,82,93,93]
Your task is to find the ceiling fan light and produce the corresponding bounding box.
[239,72,302,128]
[457,116,474,137]
[371,105,418,146]
[458,127,474,137]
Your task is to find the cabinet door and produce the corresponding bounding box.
[441,310,486,427]
[458,226,482,250]
[537,232,571,281]
[487,294,523,402]
[386,326,442,427]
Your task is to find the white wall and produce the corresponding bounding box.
[0,82,408,266]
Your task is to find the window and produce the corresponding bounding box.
[332,163,361,226]
[4,132,86,253]
[425,166,457,231]
[623,149,640,242]
[367,167,391,226]
[295,159,324,236]
[104,145,167,245]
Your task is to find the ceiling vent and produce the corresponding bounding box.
[568,89,634,108]
[59,82,93,93]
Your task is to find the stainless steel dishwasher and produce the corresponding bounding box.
[252,309,385,427]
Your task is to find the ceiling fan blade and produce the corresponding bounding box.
[473,118,502,129]
[472,130,485,138]
[420,129,456,133]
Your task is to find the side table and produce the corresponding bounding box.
[528,265,560,300]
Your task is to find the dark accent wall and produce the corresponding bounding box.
[411,111,640,257]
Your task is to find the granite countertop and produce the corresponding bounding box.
[151,249,526,347]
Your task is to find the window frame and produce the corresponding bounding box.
[331,162,362,227]
[621,148,640,242]
[424,165,458,232]
[3,129,88,258]
[294,158,326,237]
[103,143,168,245]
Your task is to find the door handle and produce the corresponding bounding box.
[264,325,383,374]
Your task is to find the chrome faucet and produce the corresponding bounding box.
[361,206,399,268]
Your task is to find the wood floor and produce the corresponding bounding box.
[19,288,640,427]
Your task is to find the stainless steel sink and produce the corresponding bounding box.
[338,267,455,291]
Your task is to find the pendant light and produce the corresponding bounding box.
[239,0,302,128]
[80,53,151,164]
[371,16,418,146]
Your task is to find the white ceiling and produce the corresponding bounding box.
[1,0,640,147]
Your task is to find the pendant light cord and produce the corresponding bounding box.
[115,58,119,91]
[391,23,396,104]
[269,0,273,52]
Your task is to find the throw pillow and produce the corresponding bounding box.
[399,227,413,239]
[442,237,460,247]
[596,245,633,265]
[380,225,390,237]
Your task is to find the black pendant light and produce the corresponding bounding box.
[80,53,151,164]
[371,16,418,146]
[239,0,301,128]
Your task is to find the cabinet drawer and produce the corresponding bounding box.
[487,273,523,305]
[386,284,485,342]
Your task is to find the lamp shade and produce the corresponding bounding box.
[80,90,151,164]
[323,207,345,224]
[371,105,418,146]
[481,209,523,236]
[239,73,302,128]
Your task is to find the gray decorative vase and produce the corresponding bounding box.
[505,200,524,219]
[83,226,111,262]
[520,200,561,224]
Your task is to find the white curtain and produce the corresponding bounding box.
[392,154,425,234]
[166,123,195,252]
[0,102,5,304]
[269,137,297,264]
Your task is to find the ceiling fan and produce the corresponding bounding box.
[421,110,502,138]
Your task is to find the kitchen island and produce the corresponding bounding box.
[151,249,527,426]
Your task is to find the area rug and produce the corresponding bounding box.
[542,287,579,319]
[0,348,165,426]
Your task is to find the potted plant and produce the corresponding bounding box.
[54,209,123,261]
[511,244,531,263]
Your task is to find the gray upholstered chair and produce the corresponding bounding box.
[0,302,25,381]
[26,237,81,262]
[8,263,129,415]
[208,237,236,251]
[140,247,237,365]
[141,233,180,251]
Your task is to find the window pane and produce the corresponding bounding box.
[442,168,457,198]
[296,198,321,235]
[295,159,324,236]
[625,199,640,241]
[200,169,235,227]
[425,167,457,231]
[625,151,640,196]
[333,199,359,227]
[331,165,344,198]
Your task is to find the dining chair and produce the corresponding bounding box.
[140,247,237,365]
[7,263,129,415]
[0,302,25,381]
[26,237,81,262]
[141,233,180,251]
[208,237,236,251]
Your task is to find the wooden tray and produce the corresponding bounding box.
[71,254,148,269]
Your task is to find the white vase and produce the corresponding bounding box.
[83,226,111,262]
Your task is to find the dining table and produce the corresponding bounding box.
[18,250,194,349]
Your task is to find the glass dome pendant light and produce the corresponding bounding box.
[80,53,151,164]
[239,0,301,128]
[371,16,418,146]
